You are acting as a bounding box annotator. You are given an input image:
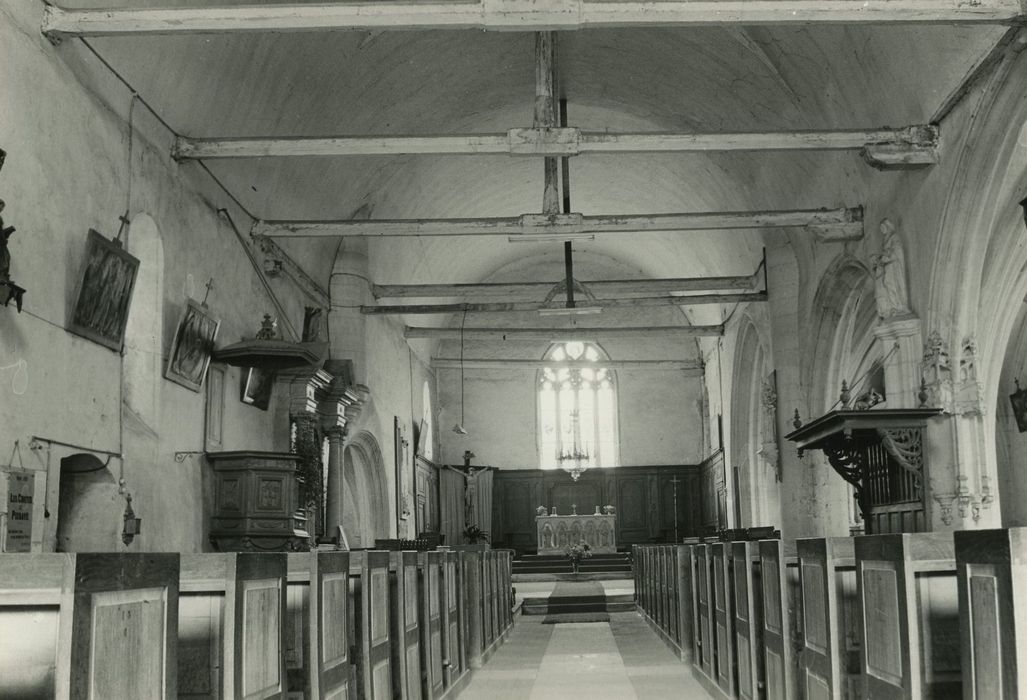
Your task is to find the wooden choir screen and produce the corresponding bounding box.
[855,533,959,699]
[797,537,861,700]
[955,527,1027,699]
[732,541,764,700]
[0,553,179,699]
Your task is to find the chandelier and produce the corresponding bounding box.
[558,410,591,481]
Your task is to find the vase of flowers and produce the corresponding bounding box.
[566,542,592,574]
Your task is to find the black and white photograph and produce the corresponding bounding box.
[5,2,1027,697]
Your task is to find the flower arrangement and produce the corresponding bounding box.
[566,541,592,571]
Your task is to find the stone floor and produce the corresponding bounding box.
[457,611,714,699]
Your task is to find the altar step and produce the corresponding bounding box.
[512,552,632,576]
[521,581,634,616]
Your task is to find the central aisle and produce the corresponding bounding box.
[457,612,714,699]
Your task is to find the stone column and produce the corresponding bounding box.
[873,315,922,408]
[324,425,346,543]
[329,238,371,383]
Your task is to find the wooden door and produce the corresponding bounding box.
[760,539,798,700]
[420,552,444,698]
[955,527,1025,699]
[357,551,392,700]
[711,542,737,697]
[798,537,861,700]
[733,541,764,700]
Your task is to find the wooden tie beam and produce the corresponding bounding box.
[255,207,863,241]
[42,1,1025,40]
[361,291,766,315]
[404,325,724,339]
[430,358,703,372]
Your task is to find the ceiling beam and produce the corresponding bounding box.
[254,207,864,240]
[173,125,937,160]
[42,1,1024,39]
[361,291,766,315]
[431,358,703,373]
[377,272,759,299]
[405,325,724,339]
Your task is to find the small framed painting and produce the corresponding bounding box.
[205,363,226,450]
[241,366,274,410]
[68,229,140,352]
[165,299,220,392]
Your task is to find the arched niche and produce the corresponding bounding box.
[341,431,389,547]
[55,453,121,552]
[729,314,780,528]
[804,257,883,536]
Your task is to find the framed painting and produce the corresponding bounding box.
[165,299,220,392]
[68,229,140,352]
[205,363,226,450]
[241,366,274,410]
[395,417,412,530]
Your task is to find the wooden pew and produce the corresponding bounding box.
[284,551,353,700]
[459,548,485,669]
[759,538,801,700]
[710,541,737,698]
[440,550,467,692]
[389,551,422,700]
[178,552,287,700]
[676,543,697,665]
[954,527,1027,699]
[797,537,862,700]
[855,533,960,699]
[418,551,444,699]
[694,543,715,681]
[0,552,179,699]
[665,545,679,646]
[732,541,765,700]
[354,550,393,699]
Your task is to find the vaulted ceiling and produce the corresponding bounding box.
[51,1,1009,332]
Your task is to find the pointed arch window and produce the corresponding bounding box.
[538,341,619,470]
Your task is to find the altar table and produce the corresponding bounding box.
[536,513,617,554]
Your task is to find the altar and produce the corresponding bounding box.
[536,511,617,555]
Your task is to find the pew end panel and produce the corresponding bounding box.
[954,527,1027,699]
[855,533,959,700]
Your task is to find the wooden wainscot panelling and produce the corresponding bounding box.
[285,551,352,700]
[732,541,765,700]
[759,539,800,700]
[855,533,959,699]
[0,553,180,700]
[954,527,1027,699]
[353,551,393,700]
[797,537,862,700]
[179,552,288,700]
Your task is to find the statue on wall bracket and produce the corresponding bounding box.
[871,218,912,319]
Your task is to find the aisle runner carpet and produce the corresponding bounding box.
[541,581,609,623]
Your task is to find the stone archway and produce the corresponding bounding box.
[342,431,390,547]
[55,453,121,552]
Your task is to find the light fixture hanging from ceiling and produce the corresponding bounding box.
[452,310,469,435]
[558,409,590,481]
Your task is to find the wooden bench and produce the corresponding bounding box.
[0,552,179,699]
[710,541,737,698]
[954,527,1027,699]
[855,532,960,699]
[797,537,862,700]
[418,551,444,698]
[389,551,422,700]
[284,551,353,700]
[694,543,715,681]
[353,550,393,699]
[178,552,287,700]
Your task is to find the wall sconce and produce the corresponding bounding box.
[122,493,141,545]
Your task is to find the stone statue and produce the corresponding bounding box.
[870,219,911,319]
